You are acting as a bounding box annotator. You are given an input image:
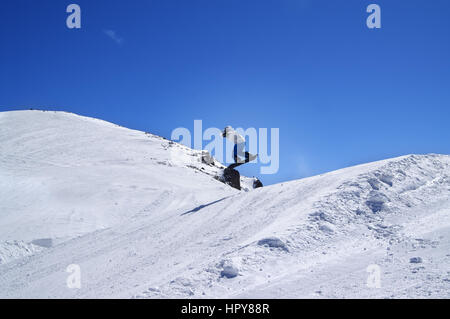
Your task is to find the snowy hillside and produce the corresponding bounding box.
[0,111,254,263]
[0,110,449,298]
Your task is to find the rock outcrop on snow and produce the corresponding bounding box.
[221,167,242,190]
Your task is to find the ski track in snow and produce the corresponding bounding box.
[0,110,449,298]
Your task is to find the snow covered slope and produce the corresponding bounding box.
[0,110,253,264]
[0,110,449,298]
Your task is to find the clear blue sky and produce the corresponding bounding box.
[1,0,449,185]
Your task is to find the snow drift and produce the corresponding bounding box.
[0,110,449,298]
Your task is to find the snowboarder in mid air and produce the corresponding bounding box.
[222,126,257,169]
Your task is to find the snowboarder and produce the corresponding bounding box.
[222,126,257,169]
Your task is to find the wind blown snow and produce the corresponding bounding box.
[0,110,449,298]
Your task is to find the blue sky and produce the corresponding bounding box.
[1,0,450,185]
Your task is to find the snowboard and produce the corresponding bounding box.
[246,153,258,162]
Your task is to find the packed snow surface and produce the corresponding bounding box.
[0,110,449,298]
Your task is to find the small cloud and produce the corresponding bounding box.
[103,29,124,45]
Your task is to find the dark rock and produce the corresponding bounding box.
[201,151,215,166]
[253,179,263,189]
[222,168,241,190]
